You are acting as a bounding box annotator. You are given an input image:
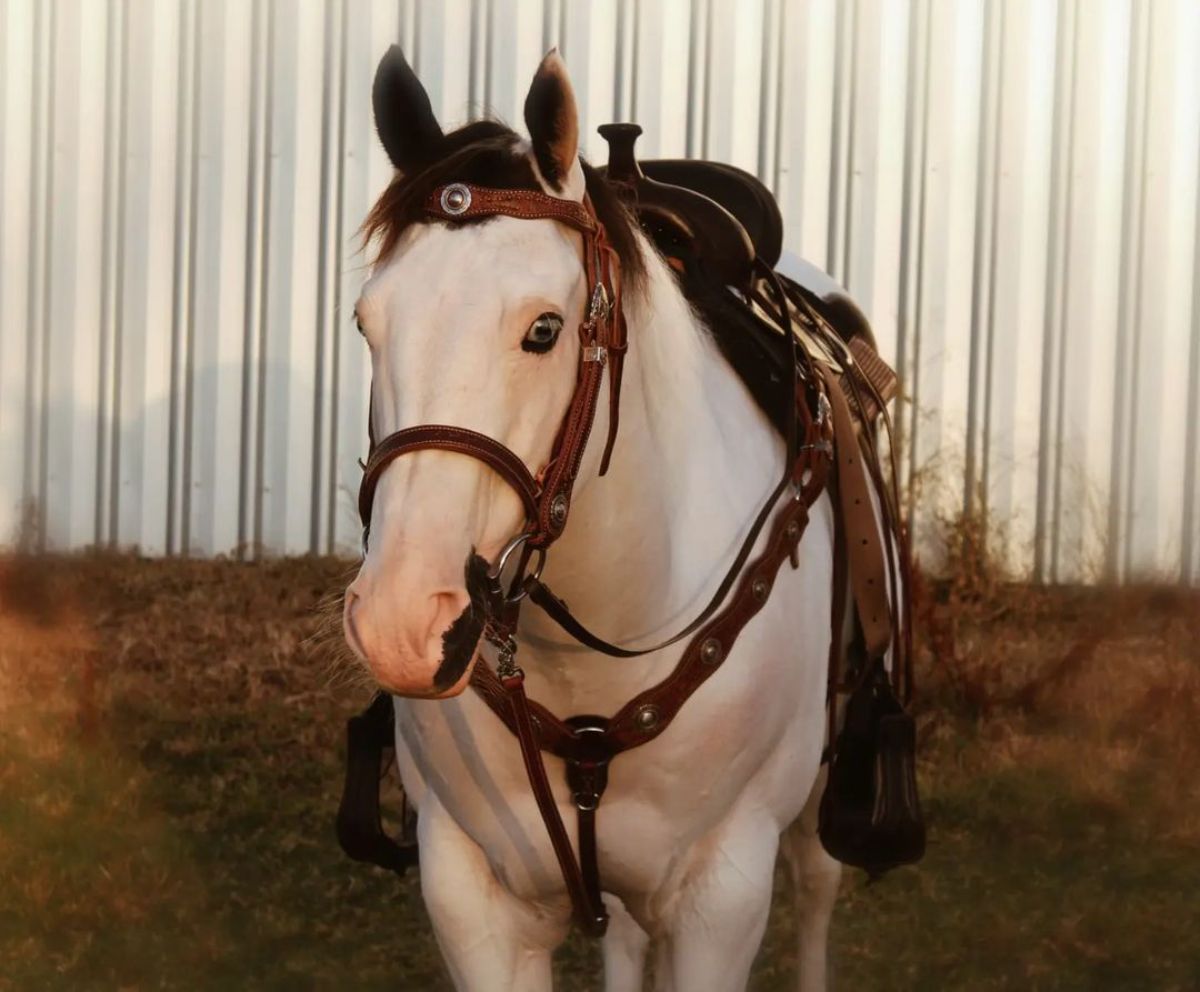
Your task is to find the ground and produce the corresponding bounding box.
[0,552,1197,991]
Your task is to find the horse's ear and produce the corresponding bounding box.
[372,45,443,174]
[524,50,582,196]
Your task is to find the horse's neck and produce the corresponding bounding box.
[519,247,782,687]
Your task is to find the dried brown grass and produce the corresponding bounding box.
[1,540,1198,989]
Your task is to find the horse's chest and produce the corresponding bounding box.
[396,575,830,901]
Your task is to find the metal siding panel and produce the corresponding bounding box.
[777,0,836,263]
[1053,0,1130,581]
[187,0,253,556]
[630,0,692,159]
[331,0,395,556]
[258,0,323,555]
[44,0,106,550]
[702,0,764,173]
[0,0,36,544]
[1124,0,1198,579]
[983,0,1056,571]
[3,0,1198,584]
[907,0,987,568]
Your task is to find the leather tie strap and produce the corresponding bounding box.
[818,364,893,660]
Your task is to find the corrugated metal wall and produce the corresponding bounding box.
[2,0,1198,582]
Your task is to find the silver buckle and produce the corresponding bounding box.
[583,346,607,365]
[587,282,610,324]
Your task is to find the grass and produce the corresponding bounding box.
[0,551,1197,990]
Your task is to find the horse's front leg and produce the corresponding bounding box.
[780,768,841,992]
[655,814,780,992]
[418,797,567,991]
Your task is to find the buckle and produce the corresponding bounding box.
[587,282,610,323]
[583,346,608,365]
[816,392,832,428]
[565,719,611,812]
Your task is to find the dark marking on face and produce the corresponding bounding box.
[431,553,491,692]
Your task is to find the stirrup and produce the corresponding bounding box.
[818,659,925,878]
[335,692,419,876]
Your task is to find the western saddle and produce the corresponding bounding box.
[596,123,876,354]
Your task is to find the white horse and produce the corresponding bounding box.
[343,50,845,991]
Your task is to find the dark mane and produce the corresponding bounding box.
[361,120,646,296]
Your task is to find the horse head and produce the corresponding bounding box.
[343,48,605,698]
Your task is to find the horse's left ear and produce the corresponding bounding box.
[524,50,583,197]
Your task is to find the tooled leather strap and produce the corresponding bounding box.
[498,672,610,936]
[470,450,829,758]
[358,184,625,550]
[818,364,893,659]
[521,259,813,659]
[359,425,541,535]
[426,185,598,231]
[409,183,625,549]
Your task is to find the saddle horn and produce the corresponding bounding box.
[597,123,756,289]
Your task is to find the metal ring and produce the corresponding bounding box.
[488,532,531,580]
[487,532,547,604]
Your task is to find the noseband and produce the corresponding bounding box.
[356,180,835,936]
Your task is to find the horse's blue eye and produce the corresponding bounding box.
[522,312,563,353]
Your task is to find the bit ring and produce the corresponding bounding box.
[488,532,547,603]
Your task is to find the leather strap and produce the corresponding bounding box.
[359,425,541,534]
[819,364,893,660]
[470,447,828,760]
[499,672,610,936]
[520,257,816,659]
[523,454,802,658]
[425,185,598,232]
[355,183,626,552]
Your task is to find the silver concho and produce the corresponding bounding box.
[549,493,569,528]
[440,183,472,215]
[634,704,660,731]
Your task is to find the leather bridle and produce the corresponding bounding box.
[357,181,834,936]
[359,183,628,558]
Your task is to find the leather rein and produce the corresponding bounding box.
[357,182,834,936]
